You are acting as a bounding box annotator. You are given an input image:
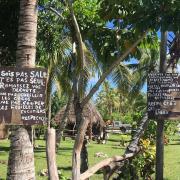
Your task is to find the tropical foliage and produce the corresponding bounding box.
[118,138,156,179]
[0,0,179,179]
[96,81,147,123]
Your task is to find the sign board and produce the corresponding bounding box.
[148,73,180,119]
[0,67,47,125]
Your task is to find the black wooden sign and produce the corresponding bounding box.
[0,67,47,125]
[148,73,180,119]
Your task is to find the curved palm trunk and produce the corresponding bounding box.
[7,0,37,179]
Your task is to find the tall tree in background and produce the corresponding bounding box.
[7,0,38,179]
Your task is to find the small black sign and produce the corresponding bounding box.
[148,73,180,119]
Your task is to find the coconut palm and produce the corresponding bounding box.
[7,0,38,179]
[96,82,120,118]
[16,0,38,67]
[130,36,159,96]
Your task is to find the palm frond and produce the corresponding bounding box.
[112,63,132,95]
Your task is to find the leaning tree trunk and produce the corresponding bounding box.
[72,102,89,180]
[7,0,38,179]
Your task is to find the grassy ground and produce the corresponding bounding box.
[164,135,180,180]
[0,134,180,179]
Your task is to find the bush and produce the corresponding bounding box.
[116,138,155,179]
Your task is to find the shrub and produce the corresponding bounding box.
[116,138,155,179]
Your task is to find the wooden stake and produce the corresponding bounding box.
[46,128,59,180]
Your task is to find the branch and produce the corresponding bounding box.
[80,113,149,180]
[126,113,149,153]
[46,7,65,20]
[67,0,85,100]
[80,152,139,180]
[81,32,147,107]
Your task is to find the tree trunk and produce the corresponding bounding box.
[56,96,72,150]
[80,139,89,174]
[73,99,89,176]
[46,128,59,180]
[72,104,89,180]
[16,0,37,67]
[156,31,167,180]
[7,128,35,180]
[7,0,38,179]
[25,125,33,144]
[45,66,59,179]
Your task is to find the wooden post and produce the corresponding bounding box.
[46,128,59,180]
[156,31,167,180]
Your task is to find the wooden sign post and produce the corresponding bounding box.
[148,31,168,180]
[148,72,180,179]
[0,67,47,125]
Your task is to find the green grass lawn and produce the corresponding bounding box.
[0,134,180,179]
[164,135,180,180]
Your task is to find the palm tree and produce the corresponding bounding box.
[37,11,72,178]
[96,82,120,118]
[130,39,159,95]
[7,0,38,179]
[16,0,38,67]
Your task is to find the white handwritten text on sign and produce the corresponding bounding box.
[0,67,47,125]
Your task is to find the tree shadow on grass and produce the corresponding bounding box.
[59,147,73,151]
[167,142,180,145]
[34,156,46,159]
[56,147,73,155]
[0,177,5,180]
[95,169,103,175]
[107,139,121,142]
[58,166,72,171]
[111,146,126,150]
[0,147,9,152]
[34,147,46,153]
[171,138,180,141]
